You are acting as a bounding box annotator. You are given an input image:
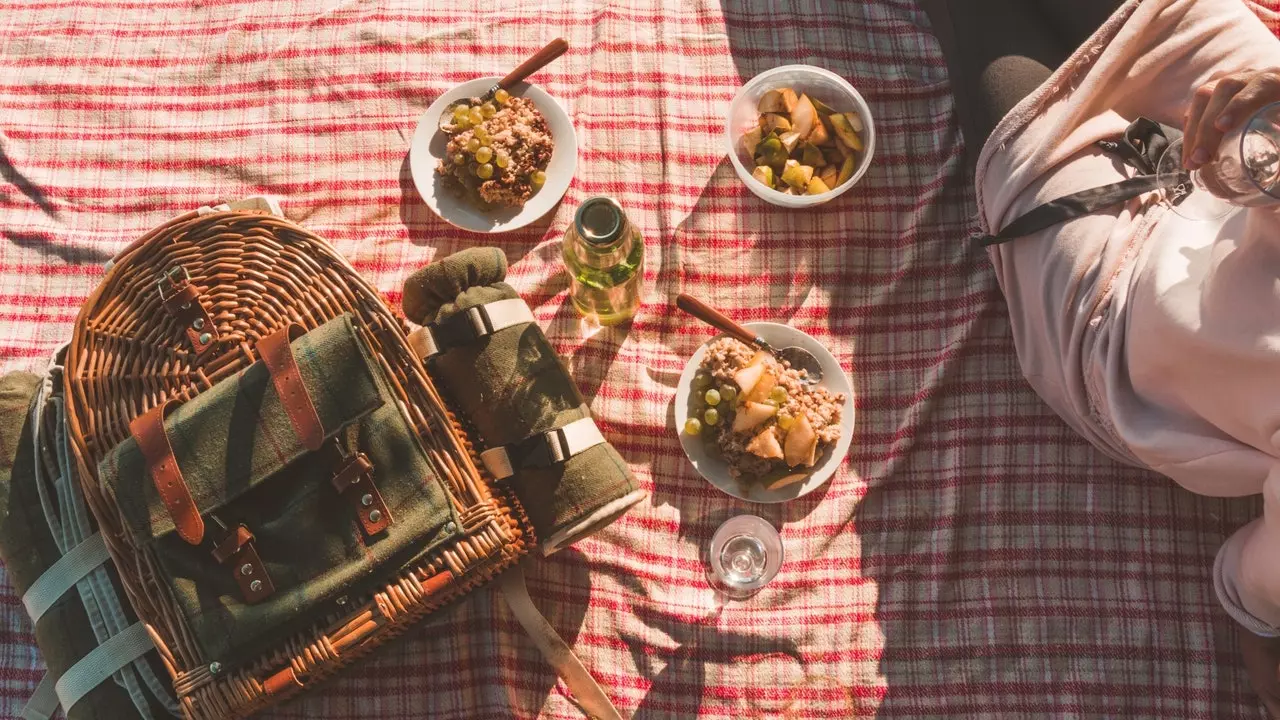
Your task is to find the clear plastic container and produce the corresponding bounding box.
[725,65,876,208]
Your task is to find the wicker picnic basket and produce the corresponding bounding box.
[60,207,534,718]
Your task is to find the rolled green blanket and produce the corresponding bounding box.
[403,247,646,555]
[0,371,172,720]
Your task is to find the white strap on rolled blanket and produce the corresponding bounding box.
[408,297,535,359]
[19,674,58,720]
[55,622,156,714]
[480,417,606,481]
[499,565,622,720]
[21,532,110,625]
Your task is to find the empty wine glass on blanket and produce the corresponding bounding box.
[1157,102,1280,220]
[707,515,783,600]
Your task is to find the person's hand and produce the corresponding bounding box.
[1239,624,1280,718]
[1183,68,1280,170]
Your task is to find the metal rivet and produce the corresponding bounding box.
[208,662,222,675]
[445,521,457,533]
[198,332,212,344]
[249,580,263,592]
[335,595,349,607]
[368,509,382,524]
[240,563,253,576]
[192,317,205,330]
[360,493,373,507]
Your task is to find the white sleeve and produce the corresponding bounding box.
[1214,464,1280,637]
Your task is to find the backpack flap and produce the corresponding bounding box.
[98,314,461,668]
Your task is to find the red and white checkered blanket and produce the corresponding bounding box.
[3,0,1280,717]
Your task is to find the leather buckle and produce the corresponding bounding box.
[157,265,219,356]
[510,428,570,469]
[330,451,391,536]
[211,524,274,604]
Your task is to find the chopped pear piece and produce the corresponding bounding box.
[811,97,836,116]
[836,154,856,186]
[806,177,831,195]
[734,363,766,398]
[778,131,802,154]
[766,473,808,491]
[732,401,777,433]
[783,414,819,467]
[742,127,763,157]
[790,94,818,140]
[799,142,825,168]
[781,163,814,190]
[746,426,785,460]
[809,115,831,146]
[759,113,792,135]
[751,165,774,188]
[818,165,839,189]
[747,350,770,367]
[828,113,859,150]
[841,113,865,151]
[757,89,786,114]
[755,136,787,169]
[780,88,799,113]
[745,371,778,404]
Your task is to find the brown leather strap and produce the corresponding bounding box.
[129,401,204,546]
[212,525,275,603]
[257,324,324,452]
[331,451,391,536]
[159,268,219,356]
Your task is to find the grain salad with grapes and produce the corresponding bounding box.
[436,90,553,210]
[685,338,844,488]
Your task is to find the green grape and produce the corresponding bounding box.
[474,126,490,143]
[683,418,702,436]
[531,170,546,188]
[495,151,511,168]
[467,107,484,125]
[494,88,511,105]
[475,146,493,164]
[703,408,720,426]
[455,116,471,130]
[720,385,737,405]
[769,386,788,404]
[777,413,796,430]
[692,373,712,391]
[476,163,495,179]
[452,105,470,122]
[452,153,467,165]
[480,102,497,118]
[465,137,481,153]
[704,389,721,406]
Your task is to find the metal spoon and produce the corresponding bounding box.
[438,38,569,132]
[676,293,824,384]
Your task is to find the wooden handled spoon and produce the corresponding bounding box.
[439,38,569,130]
[676,293,823,384]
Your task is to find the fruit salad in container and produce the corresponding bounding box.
[740,87,866,196]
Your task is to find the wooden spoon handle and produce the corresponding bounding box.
[676,293,760,346]
[499,38,569,90]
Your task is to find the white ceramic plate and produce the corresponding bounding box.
[408,78,577,233]
[675,323,855,503]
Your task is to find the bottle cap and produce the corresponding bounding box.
[575,197,624,246]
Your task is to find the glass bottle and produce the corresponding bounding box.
[562,197,644,325]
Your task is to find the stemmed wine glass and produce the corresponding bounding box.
[1156,102,1280,220]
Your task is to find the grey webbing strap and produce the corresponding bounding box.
[408,297,535,359]
[21,532,110,624]
[55,622,155,713]
[19,674,58,720]
[480,417,606,481]
[498,565,622,720]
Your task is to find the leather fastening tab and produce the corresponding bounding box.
[212,525,274,604]
[129,400,204,545]
[331,451,391,536]
[257,324,325,452]
[158,266,219,356]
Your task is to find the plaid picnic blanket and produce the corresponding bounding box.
[2,0,1280,717]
